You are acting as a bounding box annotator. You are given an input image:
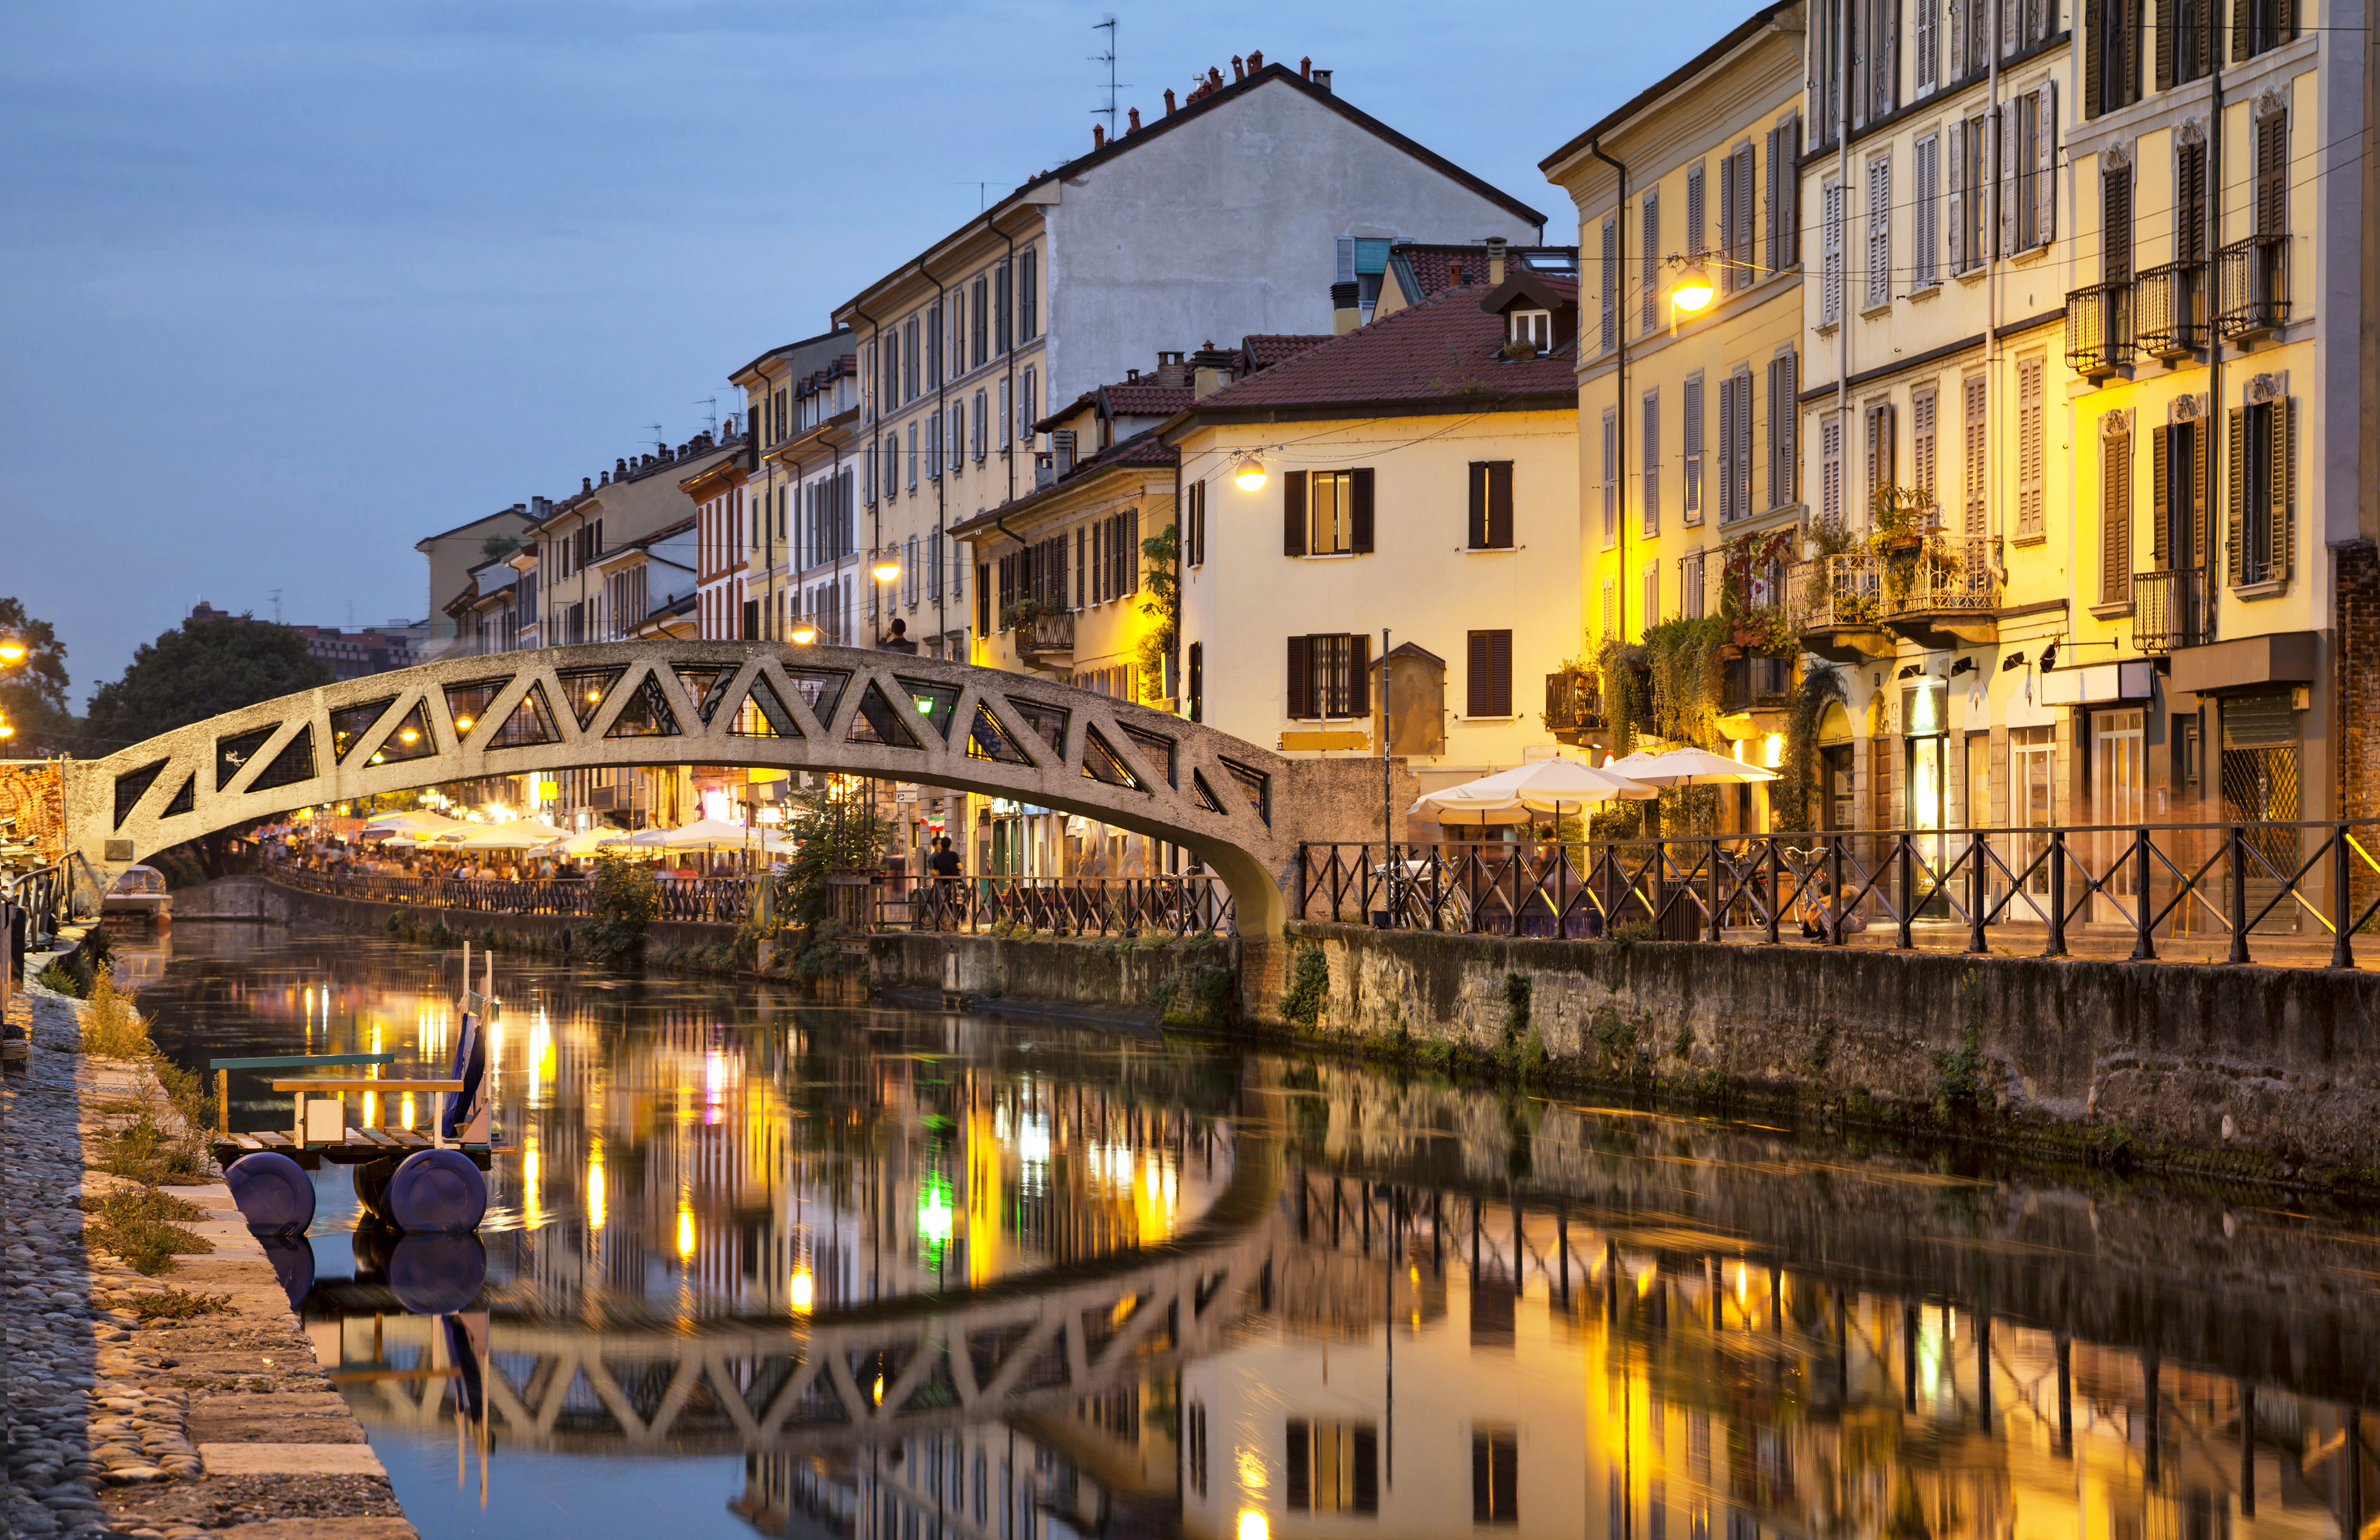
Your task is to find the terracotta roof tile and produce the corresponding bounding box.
[1241,334,1335,369]
[1101,381,1194,416]
[1191,280,1578,415]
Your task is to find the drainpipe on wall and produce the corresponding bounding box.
[1985,0,2001,552]
[1838,0,1853,520]
[920,256,951,653]
[984,211,1020,510]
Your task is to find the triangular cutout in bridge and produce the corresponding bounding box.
[113,760,169,829]
[367,702,437,766]
[728,676,802,738]
[329,698,397,764]
[440,679,511,742]
[1190,768,1228,815]
[161,773,195,819]
[247,724,317,793]
[604,670,682,738]
[893,676,962,741]
[965,703,1033,765]
[554,667,625,731]
[847,680,922,748]
[214,726,276,791]
[486,683,559,748]
[1080,723,1148,791]
[783,667,849,729]
[674,665,734,725]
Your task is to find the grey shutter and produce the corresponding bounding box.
[1735,372,1757,517]
[2225,408,2246,585]
[1765,128,1783,273]
[1600,218,1618,350]
[1781,116,1801,266]
[1718,378,1739,523]
[1719,154,1740,291]
[1948,0,1968,74]
[1687,161,1706,256]
[1283,470,1307,556]
[1918,0,1940,92]
[1997,105,2019,257]
[1287,636,1311,717]
[1733,146,1756,278]
[2151,425,2171,567]
[2034,82,2057,246]
[1770,353,1799,504]
[1947,118,1967,272]
[1349,467,1375,553]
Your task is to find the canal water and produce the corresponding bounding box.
[123,923,2380,1540]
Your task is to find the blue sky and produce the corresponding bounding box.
[0,0,1749,702]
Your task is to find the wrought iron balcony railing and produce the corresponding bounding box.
[2134,259,2209,358]
[2218,234,2290,338]
[1789,554,1885,633]
[2132,567,2213,654]
[2064,280,2134,377]
[1014,608,1075,659]
[1886,537,2002,619]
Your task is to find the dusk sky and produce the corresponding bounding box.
[0,0,1747,705]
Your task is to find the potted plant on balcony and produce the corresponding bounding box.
[1000,597,1042,634]
[1866,486,1931,557]
[1718,528,1798,656]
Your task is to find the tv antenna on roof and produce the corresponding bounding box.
[1090,16,1128,140]
[694,397,718,435]
[644,424,664,453]
[268,587,282,624]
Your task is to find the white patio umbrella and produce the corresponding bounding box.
[541,828,634,856]
[1605,747,1780,786]
[1411,757,1657,827]
[628,818,765,852]
[361,809,469,839]
[453,819,563,850]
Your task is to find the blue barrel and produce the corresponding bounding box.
[225,1152,316,1235]
[385,1148,486,1233]
[257,1233,316,1310]
[389,1233,488,1316]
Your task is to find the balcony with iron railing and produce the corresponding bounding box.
[2134,259,2209,358]
[2064,280,2134,379]
[2218,234,2289,340]
[1884,536,2003,649]
[2132,567,2213,655]
[1788,554,1894,663]
[1012,607,1075,663]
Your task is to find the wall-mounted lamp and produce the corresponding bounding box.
[1896,663,1924,680]
[2001,652,2028,672]
[1233,452,1269,492]
[2039,642,2059,672]
[1669,262,1715,313]
[789,624,818,645]
[871,557,901,583]
[1949,657,1977,677]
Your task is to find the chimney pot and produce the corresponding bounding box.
[1164,88,1177,113]
[1231,55,1244,80]
[1301,55,1311,78]
[582,477,592,493]
[1248,49,1263,69]
[1486,236,1508,286]
[1156,351,1187,387]
[1310,67,1332,91]
[1331,280,1361,334]
[1127,106,1140,131]
[1127,368,1140,381]
[1092,123,1105,148]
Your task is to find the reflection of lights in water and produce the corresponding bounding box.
[871,1375,885,1405]
[1237,1512,1270,1540]
[789,1271,814,1312]
[1017,1114,1050,1163]
[586,1143,606,1231]
[918,1173,955,1245]
[704,1049,727,1125]
[523,1139,542,1230]
[676,1205,695,1259]
[527,1010,552,1109]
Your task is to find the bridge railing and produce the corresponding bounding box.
[5,862,70,939]
[1298,817,2380,966]
[272,862,1234,938]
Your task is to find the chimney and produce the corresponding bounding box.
[1052,429,1077,478]
[1487,236,1508,286]
[615,457,629,477]
[1127,367,1141,382]
[582,477,593,494]
[1127,106,1140,131]
[1248,49,1264,69]
[1164,88,1177,113]
[1301,55,1311,78]
[1231,55,1244,80]
[1310,68,1332,92]
[1155,350,1187,387]
[1092,123,1105,149]
[1331,280,1361,334]
[1190,342,1238,399]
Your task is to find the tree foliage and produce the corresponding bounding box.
[1769,663,1847,833]
[86,612,332,746]
[771,785,892,976]
[0,596,75,756]
[1135,522,1180,702]
[580,849,660,969]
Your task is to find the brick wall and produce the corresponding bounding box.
[0,760,64,864]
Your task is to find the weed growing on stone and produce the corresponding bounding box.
[127,1288,235,1321]
[82,1185,214,1275]
[1280,945,1330,1030]
[78,967,154,1057]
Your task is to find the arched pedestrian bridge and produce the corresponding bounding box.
[62,641,1401,931]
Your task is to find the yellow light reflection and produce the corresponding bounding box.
[676,1206,695,1259]
[789,1271,814,1313]
[400,1093,416,1131]
[586,1141,606,1232]
[871,1375,885,1406]
[1237,1512,1270,1540]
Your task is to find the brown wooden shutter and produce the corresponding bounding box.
[1489,463,1514,548]
[1282,470,1307,556]
[2104,167,2132,282]
[1128,507,1141,594]
[2150,425,2172,568]
[2101,426,2131,603]
[2233,0,2251,61]
[1348,634,1371,717]
[2225,407,2247,585]
[2084,0,2105,115]
[2272,397,2295,579]
[1490,631,1514,716]
[2255,112,2287,235]
[1350,467,1375,553]
[1468,462,1487,548]
[1286,636,1311,717]
[1467,632,1491,716]
[2154,0,2176,88]
[2191,418,2211,570]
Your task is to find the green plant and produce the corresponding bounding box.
[1609,918,1657,948]
[78,967,152,1057]
[580,849,660,968]
[1280,945,1330,1029]
[999,596,1043,631]
[82,1184,214,1276]
[1642,614,1730,747]
[128,1287,235,1321]
[1135,522,1180,701]
[37,958,84,997]
[1930,972,1995,1123]
[1153,950,1238,1030]
[1769,663,1847,833]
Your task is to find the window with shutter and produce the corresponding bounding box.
[1602,410,1619,546]
[1822,412,1845,528]
[1189,479,1206,566]
[2101,420,2132,602]
[1731,370,1755,522]
[1962,373,1987,535]
[1643,393,1662,536]
[2032,83,2057,248]
[1643,562,1661,631]
[2254,110,2287,236]
[1867,155,1894,309]
[1683,376,1706,524]
[1348,469,1375,555]
[1283,470,1308,556]
[2017,356,2046,537]
[1822,179,1845,324]
[1913,387,1939,513]
[1641,192,1661,333]
[1488,462,1513,547]
[1918,0,1941,91]
[1686,161,1706,257]
[1287,636,1312,718]
[1732,145,1756,284]
[1864,402,1897,517]
[1601,578,1616,641]
[1600,219,1618,351]
[1719,155,1740,294]
[2150,425,2171,568]
[1768,353,1798,506]
[1128,508,1141,592]
[1019,248,1038,341]
[1998,103,2019,256]
[1467,631,1514,717]
[1915,135,1940,287]
[1772,114,1802,268]
[1717,378,1737,524]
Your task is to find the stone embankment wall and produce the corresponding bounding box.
[1267,921,2380,1181]
[4,942,417,1540]
[867,932,1238,1026]
[181,875,735,953]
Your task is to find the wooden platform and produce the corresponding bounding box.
[211,1126,491,1171]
